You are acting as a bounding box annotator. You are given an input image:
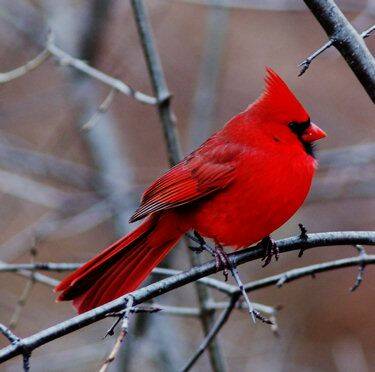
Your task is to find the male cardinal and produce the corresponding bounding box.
[55,68,326,314]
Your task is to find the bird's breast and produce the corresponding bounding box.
[186,149,315,248]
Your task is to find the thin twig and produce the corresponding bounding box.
[0,48,51,83]
[9,246,37,329]
[99,296,134,372]
[0,139,95,189]
[298,24,375,76]
[243,255,375,293]
[350,245,367,292]
[107,301,278,319]
[0,324,29,372]
[0,323,19,344]
[0,232,374,364]
[0,260,59,287]
[0,29,156,105]
[180,295,238,372]
[130,1,225,370]
[301,1,375,101]
[81,89,117,130]
[228,264,256,323]
[47,34,156,105]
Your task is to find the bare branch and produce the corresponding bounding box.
[0,140,95,189]
[130,2,227,370]
[0,30,157,105]
[0,201,113,262]
[0,169,83,209]
[243,254,374,293]
[81,89,117,130]
[349,245,367,292]
[99,297,134,372]
[47,35,157,105]
[181,295,238,372]
[301,1,375,101]
[0,231,374,364]
[0,324,19,344]
[0,48,50,83]
[299,24,375,76]
[9,247,37,330]
[0,261,59,287]
[130,0,183,166]
[186,5,230,369]
[178,0,373,12]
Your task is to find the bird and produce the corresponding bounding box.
[55,68,326,314]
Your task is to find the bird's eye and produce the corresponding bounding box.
[289,119,310,136]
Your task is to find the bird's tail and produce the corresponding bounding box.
[55,213,183,314]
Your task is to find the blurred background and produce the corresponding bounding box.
[0,0,374,371]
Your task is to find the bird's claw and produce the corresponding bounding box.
[252,310,274,325]
[214,244,230,281]
[260,236,279,267]
[189,245,204,254]
[298,223,308,257]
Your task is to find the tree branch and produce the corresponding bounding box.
[130,2,230,370]
[302,0,375,101]
[0,31,157,105]
[0,48,50,83]
[181,295,239,372]
[298,24,375,76]
[0,231,374,364]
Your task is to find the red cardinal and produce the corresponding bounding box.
[55,68,326,314]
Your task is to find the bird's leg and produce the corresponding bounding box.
[213,243,230,281]
[259,236,279,267]
[298,223,308,257]
[190,234,272,325]
[187,231,216,256]
[188,232,230,281]
[215,244,274,324]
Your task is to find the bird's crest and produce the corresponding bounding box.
[250,67,309,123]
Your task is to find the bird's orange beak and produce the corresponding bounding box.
[301,122,327,143]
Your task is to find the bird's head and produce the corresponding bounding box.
[248,68,326,157]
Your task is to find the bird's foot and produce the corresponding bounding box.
[189,234,261,325]
[259,236,279,267]
[298,223,308,257]
[188,231,215,256]
[214,244,230,282]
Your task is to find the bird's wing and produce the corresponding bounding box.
[130,138,242,222]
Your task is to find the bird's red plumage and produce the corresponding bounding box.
[55,68,325,313]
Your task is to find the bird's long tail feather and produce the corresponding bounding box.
[55,213,182,314]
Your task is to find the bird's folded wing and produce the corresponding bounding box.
[130,140,241,222]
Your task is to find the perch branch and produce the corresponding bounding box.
[0,231,374,364]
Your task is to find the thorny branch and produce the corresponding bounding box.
[0,231,374,366]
